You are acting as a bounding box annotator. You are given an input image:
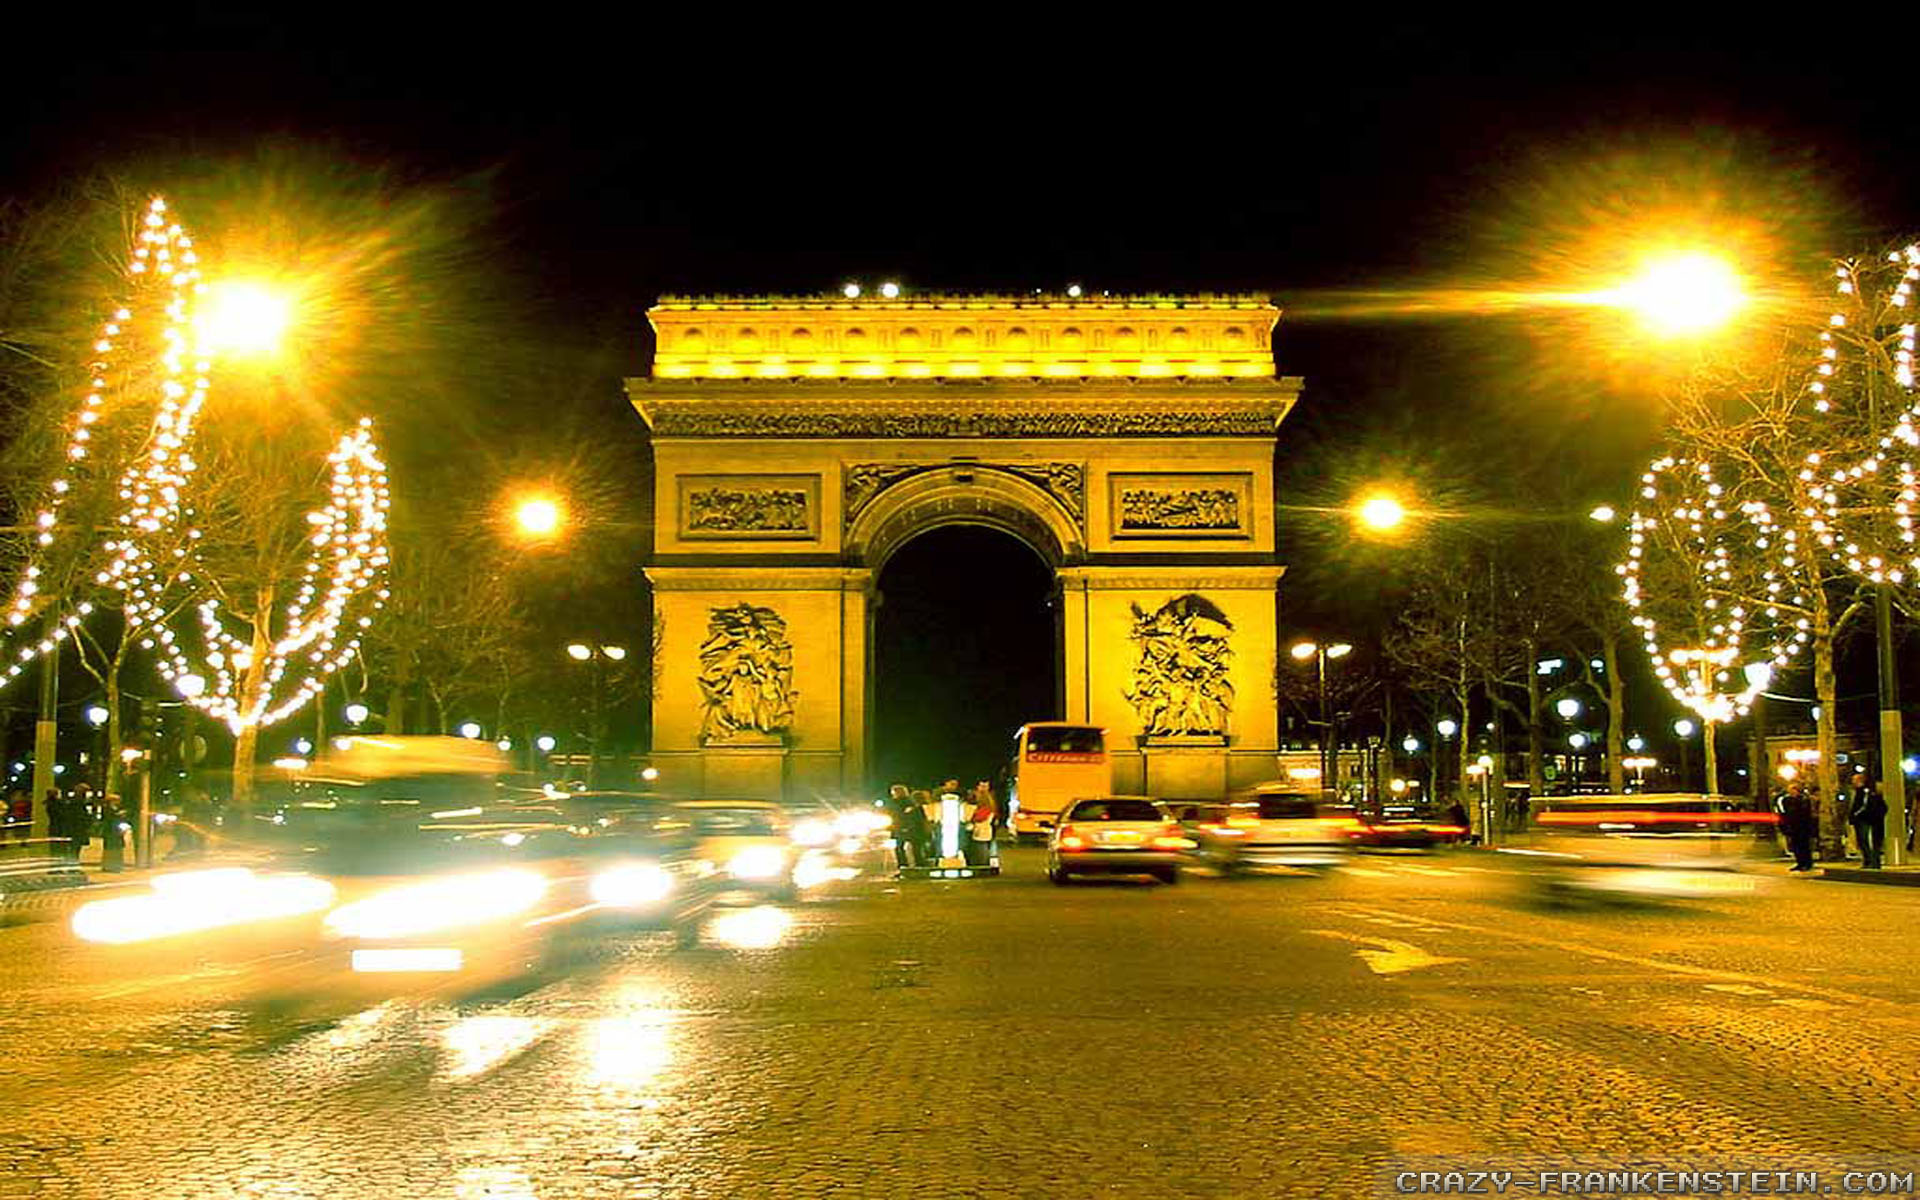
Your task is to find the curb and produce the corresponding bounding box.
[1819,866,1920,887]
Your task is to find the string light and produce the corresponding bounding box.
[1621,455,1806,723]
[0,196,391,731]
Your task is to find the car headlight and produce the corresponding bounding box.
[790,819,834,847]
[728,845,787,880]
[324,869,547,940]
[591,863,674,907]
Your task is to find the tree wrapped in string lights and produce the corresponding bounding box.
[0,197,390,809]
[1621,245,1919,841]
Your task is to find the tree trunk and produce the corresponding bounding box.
[1490,708,1510,843]
[1456,687,1473,810]
[1704,720,1720,798]
[1749,692,1769,802]
[1603,633,1626,794]
[230,585,277,815]
[105,671,125,801]
[1524,639,1546,800]
[1812,591,1846,858]
[385,653,411,735]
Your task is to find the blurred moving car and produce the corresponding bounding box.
[1185,787,1358,873]
[321,796,718,983]
[674,800,798,901]
[1500,793,1778,902]
[1046,796,1189,885]
[1353,804,1465,851]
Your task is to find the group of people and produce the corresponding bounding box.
[884,779,999,871]
[2,784,211,870]
[1775,767,1893,872]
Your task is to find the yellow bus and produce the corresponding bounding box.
[1008,722,1112,841]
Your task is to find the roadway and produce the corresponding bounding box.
[2,847,1917,1198]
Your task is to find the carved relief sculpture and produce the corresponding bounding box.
[687,486,810,532]
[844,461,1085,527]
[1119,487,1240,531]
[697,603,796,742]
[1124,594,1235,737]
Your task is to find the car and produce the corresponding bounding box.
[320,797,717,985]
[672,800,799,901]
[1353,804,1460,851]
[1188,788,1358,873]
[1046,796,1190,885]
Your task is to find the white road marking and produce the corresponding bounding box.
[1307,929,1466,975]
[1703,983,1771,996]
[1332,902,1884,1006]
[1338,866,1392,878]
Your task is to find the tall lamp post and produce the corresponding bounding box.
[1291,640,1352,796]
[566,642,627,789]
[1673,718,1697,793]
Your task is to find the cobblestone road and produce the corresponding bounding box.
[4,850,1918,1198]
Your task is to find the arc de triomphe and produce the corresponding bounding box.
[627,293,1300,802]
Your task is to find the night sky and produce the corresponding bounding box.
[4,13,1917,779]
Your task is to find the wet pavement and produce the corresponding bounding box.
[3,847,1918,1198]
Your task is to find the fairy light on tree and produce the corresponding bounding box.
[0,196,392,786]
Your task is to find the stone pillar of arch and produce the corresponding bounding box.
[630,292,1301,803]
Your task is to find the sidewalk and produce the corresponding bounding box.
[1,840,270,926]
[1819,864,1920,886]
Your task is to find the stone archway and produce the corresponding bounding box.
[632,292,1299,802]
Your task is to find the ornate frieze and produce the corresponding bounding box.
[697,603,796,743]
[844,461,1085,528]
[1123,594,1235,737]
[1109,472,1255,539]
[653,409,1280,439]
[677,474,820,541]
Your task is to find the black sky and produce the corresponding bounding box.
[4,12,1917,761]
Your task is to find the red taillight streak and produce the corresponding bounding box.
[1536,810,1780,827]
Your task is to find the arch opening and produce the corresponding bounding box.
[872,525,1059,794]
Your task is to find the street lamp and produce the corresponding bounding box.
[535,734,557,754]
[1436,719,1458,739]
[1555,697,1582,720]
[1674,717,1698,792]
[511,492,566,541]
[566,643,628,788]
[1353,491,1407,534]
[1402,735,1420,755]
[344,702,369,727]
[1614,252,1746,337]
[457,721,482,740]
[1627,734,1645,753]
[196,280,296,358]
[1622,755,1657,790]
[1291,640,1354,792]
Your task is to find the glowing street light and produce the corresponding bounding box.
[1673,718,1697,738]
[1615,252,1745,336]
[344,702,369,726]
[1627,734,1646,753]
[1589,505,1616,523]
[1555,697,1582,720]
[535,734,557,754]
[1569,732,1588,750]
[513,494,564,539]
[1437,719,1459,738]
[197,280,294,358]
[566,643,593,662]
[1354,492,1407,533]
[1402,735,1420,755]
[85,705,110,728]
[457,721,481,739]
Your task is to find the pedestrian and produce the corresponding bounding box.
[1445,799,1472,846]
[65,784,95,861]
[966,780,996,867]
[1777,778,1816,872]
[1846,768,1888,870]
[41,788,60,851]
[885,783,920,872]
[917,788,944,863]
[99,793,128,873]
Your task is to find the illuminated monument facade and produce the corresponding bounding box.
[628,293,1300,800]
